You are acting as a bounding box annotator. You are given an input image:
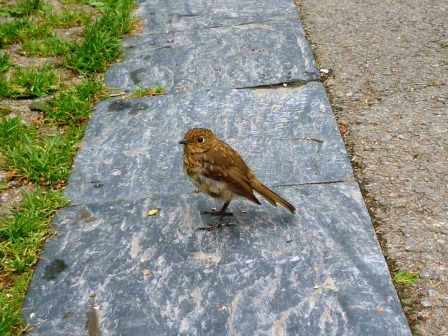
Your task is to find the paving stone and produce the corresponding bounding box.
[65,83,352,205]
[135,0,298,34]
[105,20,319,92]
[23,182,410,335]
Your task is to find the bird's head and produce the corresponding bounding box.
[179,128,216,153]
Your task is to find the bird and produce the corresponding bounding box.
[179,128,296,231]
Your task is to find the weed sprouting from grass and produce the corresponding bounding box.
[393,271,420,285]
[129,85,165,98]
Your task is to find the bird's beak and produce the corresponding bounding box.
[179,140,189,145]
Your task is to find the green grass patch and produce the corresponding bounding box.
[22,37,75,57]
[65,0,138,74]
[46,76,108,124]
[0,0,43,18]
[59,0,94,5]
[1,126,85,184]
[0,116,38,152]
[0,18,54,46]
[3,64,61,98]
[97,0,136,35]
[129,85,165,98]
[0,104,10,117]
[0,77,10,97]
[65,28,121,74]
[41,7,93,28]
[0,187,68,334]
[0,0,140,333]
[393,271,420,285]
[0,52,12,74]
[0,19,33,46]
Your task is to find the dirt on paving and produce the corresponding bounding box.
[296,0,448,334]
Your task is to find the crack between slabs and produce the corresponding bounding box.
[235,78,321,90]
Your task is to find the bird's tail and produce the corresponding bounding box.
[250,179,296,214]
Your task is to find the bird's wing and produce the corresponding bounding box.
[198,146,261,205]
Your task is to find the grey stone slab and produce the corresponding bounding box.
[135,0,298,34]
[105,20,319,92]
[65,83,352,205]
[23,182,411,335]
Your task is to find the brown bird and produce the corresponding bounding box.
[179,128,296,231]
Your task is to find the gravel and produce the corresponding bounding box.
[296,0,448,334]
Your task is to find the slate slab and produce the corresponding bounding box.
[105,20,319,92]
[135,0,299,34]
[65,83,352,205]
[23,182,410,335]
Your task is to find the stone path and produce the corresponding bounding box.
[23,0,411,334]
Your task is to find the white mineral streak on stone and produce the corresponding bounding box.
[110,169,122,176]
[130,235,140,258]
[122,148,149,157]
[295,29,313,69]
[339,183,364,205]
[193,251,222,264]
[228,293,242,335]
[266,281,346,336]
[322,277,339,292]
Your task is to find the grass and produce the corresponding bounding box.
[1,126,85,184]
[0,188,68,335]
[393,271,420,285]
[0,0,43,18]
[129,85,165,98]
[3,64,61,98]
[65,0,137,74]
[0,0,142,334]
[41,6,93,28]
[0,53,12,74]
[22,37,76,57]
[45,76,108,124]
[0,18,54,46]
[65,28,121,73]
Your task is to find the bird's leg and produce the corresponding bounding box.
[198,201,235,231]
[201,201,233,217]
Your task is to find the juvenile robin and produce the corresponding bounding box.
[179,128,295,231]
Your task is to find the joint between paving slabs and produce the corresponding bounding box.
[236,78,321,91]
[272,177,355,189]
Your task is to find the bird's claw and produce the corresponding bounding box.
[197,222,236,231]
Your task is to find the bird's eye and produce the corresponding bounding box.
[197,136,204,143]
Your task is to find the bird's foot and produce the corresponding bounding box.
[201,209,233,217]
[197,221,236,231]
